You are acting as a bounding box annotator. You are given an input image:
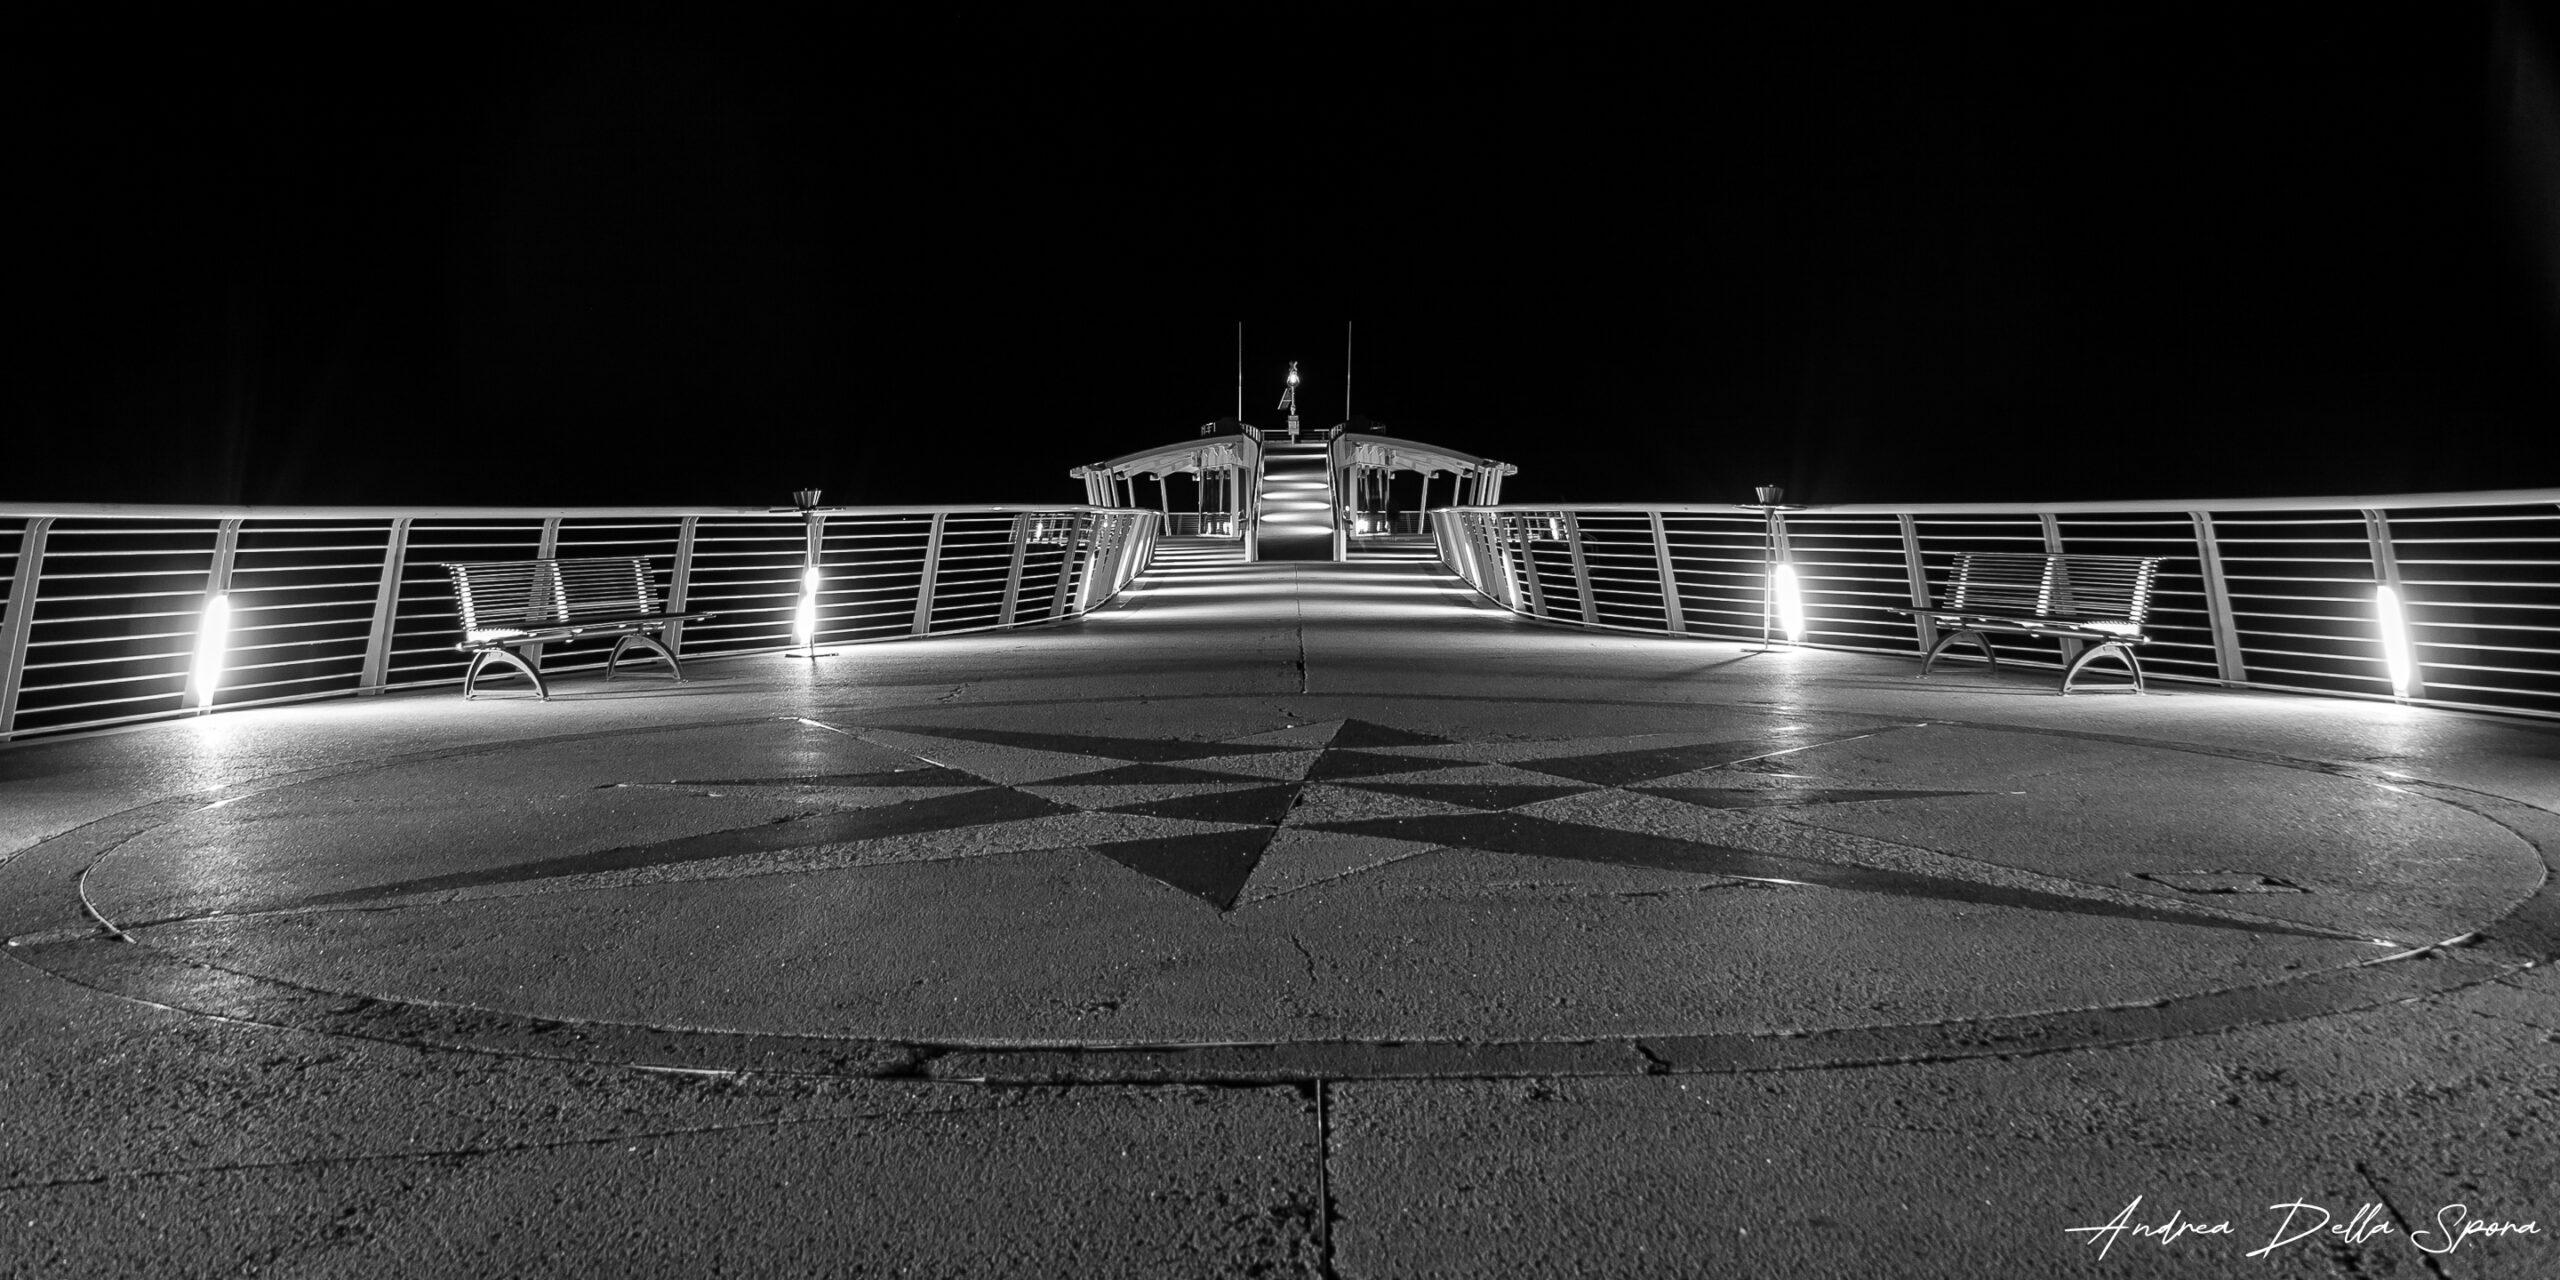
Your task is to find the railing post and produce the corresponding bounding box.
[1096,515,1124,601]
[1240,464,1260,563]
[1768,510,1793,642]
[1085,512,1113,612]
[1331,453,1352,562]
[358,517,411,694]
[665,516,698,655]
[999,514,1031,627]
[196,519,242,714]
[1055,512,1088,617]
[912,512,948,636]
[0,518,55,741]
[1518,517,1551,618]
[1451,513,1481,594]
[1896,514,1936,653]
[208,520,242,589]
[1648,511,1686,634]
[803,512,828,649]
[2363,507,2424,700]
[522,516,561,666]
[1483,514,1518,609]
[2190,512,2247,686]
[1131,512,1158,586]
[2038,512,2081,667]
[1562,512,1596,626]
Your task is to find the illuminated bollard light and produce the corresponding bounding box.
[794,565,822,651]
[2374,583,2416,698]
[191,593,232,708]
[1774,563,1808,644]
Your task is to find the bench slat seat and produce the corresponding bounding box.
[443,557,715,700]
[1888,552,2164,694]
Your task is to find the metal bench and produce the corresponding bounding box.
[442,557,714,700]
[1889,551,2164,694]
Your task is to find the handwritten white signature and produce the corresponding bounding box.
[2066,1196,2542,1259]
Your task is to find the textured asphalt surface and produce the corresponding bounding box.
[3,542,2555,1277]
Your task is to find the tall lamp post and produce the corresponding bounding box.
[1278,361,1302,440]
[792,488,828,659]
[1743,484,1808,652]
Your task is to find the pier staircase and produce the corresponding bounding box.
[1252,437,1336,562]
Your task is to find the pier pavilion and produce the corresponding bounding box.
[3,435,2556,1276]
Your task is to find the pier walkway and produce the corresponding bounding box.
[3,545,2556,1277]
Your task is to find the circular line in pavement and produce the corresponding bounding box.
[2,712,2551,1085]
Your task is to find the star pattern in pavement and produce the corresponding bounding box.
[287,719,2358,941]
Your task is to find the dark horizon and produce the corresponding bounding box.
[15,6,2560,511]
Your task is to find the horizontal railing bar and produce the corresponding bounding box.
[14,670,188,695]
[4,502,1129,521]
[22,651,193,672]
[2414,659,2560,677]
[1450,490,2560,515]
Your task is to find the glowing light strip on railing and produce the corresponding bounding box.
[2374,584,2416,699]
[1773,563,1807,644]
[1440,504,2541,703]
[793,565,821,649]
[190,593,232,707]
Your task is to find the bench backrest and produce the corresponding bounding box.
[443,557,664,633]
[1939,552,2162,624]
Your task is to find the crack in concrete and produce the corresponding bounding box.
[0,1102,1007,1194]
[2460,1005,2560,1036]
[1313,1079,1338,1280]
[2355,1160,2456,1280]
[1293,568,1310,695]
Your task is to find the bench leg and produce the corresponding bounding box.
[463,647,550,701]
[605,632,688,683]
[2060,642,2144,695]
[1920,629,1997,677]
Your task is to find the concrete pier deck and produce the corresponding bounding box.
[4,545,2556,1277]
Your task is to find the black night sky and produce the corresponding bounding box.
[14,6,2560,509]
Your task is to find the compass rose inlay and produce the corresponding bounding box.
[282,718,2363,942]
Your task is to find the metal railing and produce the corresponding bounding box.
[1160,513,1238,537]
[1431,490,2560,721]
[0,504,1157,741]
[1351,512,1429,537]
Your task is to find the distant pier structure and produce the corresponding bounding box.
[1071,416,1515,563]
